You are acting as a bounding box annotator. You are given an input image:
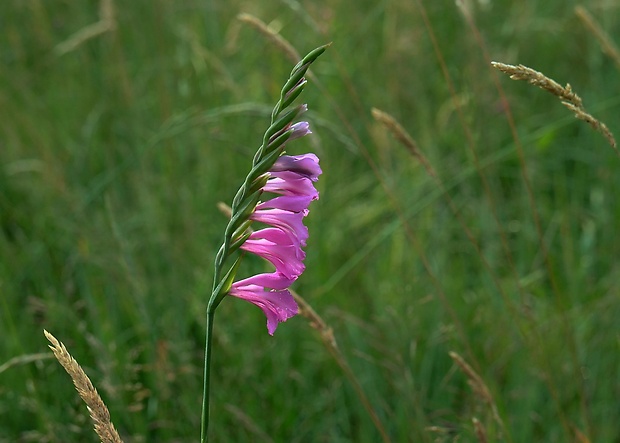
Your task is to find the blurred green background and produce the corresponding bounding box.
[1,0,619,441]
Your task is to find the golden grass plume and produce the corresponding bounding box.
[491,61,617,155]
[472,417,488,443]
[235,13,331,87]
[54,0,116,56]
[449,351,506,439]
[44,330,124,443]
[236,13,300,63]
[371,108,436,177]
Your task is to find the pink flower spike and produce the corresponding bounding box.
[250,208,309,247]
[271,153,322,181]
[229,277,299,335]
[225,151,321,335]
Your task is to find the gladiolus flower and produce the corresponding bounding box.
[250,208,309,247]
[229,273,298,335]
[257,194,314,213]
[230,143,321,333]
[270,153,322,181]
[240,228,306,279]
[288,122,312,141]
[263,173,320,199]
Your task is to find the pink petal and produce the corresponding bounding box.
[263,174,319,199]
[241,235,305,279]
[257,195,314,213]
[233,272,296,290]
[229,279,299,335]
[250,208,309,247]
[271,153,321,181]
[248,228,306,260]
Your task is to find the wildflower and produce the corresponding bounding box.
[269,153,322,181]
[286,121,312,142]
[257,194,314,212]
[250,208,309,248]
[240,228,306,279]
[229,273,298,336]
[201,44,328,442]
[233,151,321,334]
[262,174,319,199]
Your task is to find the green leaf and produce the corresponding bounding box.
[226,189,262,237]
[229,229,252,254]
[280,80,307,110]
[209,256,243,311]
[250,148,283,180]
[264,105,304,142]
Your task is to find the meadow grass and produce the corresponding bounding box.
[1,0,619,441]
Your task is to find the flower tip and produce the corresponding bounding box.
[229,275,299,335]
[289,121,311,140]
[266,299,299,335]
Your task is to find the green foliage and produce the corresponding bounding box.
[1,0,619,442]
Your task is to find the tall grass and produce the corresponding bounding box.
[1,0,619,441]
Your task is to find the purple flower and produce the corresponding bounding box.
[248,227,306,260]
[263,173,320,200]
[268,119,311,146]
[250,208,309,247]
[229,151,321,334]
[256,195,314,213]
[270,154,322,181]
[236,271,296,289]
[240,228,306,279]
[229,273,298,335]
[288,122,312,141]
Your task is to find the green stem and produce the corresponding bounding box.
[200,305,216,443]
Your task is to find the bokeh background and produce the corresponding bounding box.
[1,1,619,441]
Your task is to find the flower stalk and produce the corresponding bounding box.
[200,44,328,443]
